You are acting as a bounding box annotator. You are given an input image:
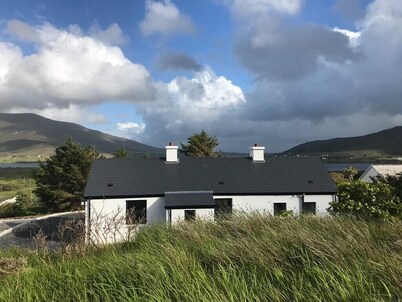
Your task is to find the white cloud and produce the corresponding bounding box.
[0,20,154,112]
[89,23,127,45]
[220,0,302,18]
[333,27,361,48]
[115,121,146,141]
[117,122,146,133]
[5,19,41,43]
[0,21,153,110]
[9,105,108,125]
[140,0,195,37]
[137,68,245,145]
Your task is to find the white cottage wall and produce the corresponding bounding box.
[360,167,378,183]
[217,195,300,215]
[89,197,165,244]
[87,194,335,244]
[217,194,334,216]
[303,195,334,216]
[170,208,214,222]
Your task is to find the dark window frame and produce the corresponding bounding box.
[184,210,196,221]
[302,202,316,215]
[214,198,233,220]
[126,200,147,225]
[273,202,287,216]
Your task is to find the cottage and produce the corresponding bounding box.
[359,164,402,183]
[84,144,336,244]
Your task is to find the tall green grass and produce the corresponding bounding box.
[0,215,401,301]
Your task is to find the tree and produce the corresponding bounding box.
[343,166,358,182]
[374,173,402,200]
[113,147,129,158]
[181,130,220,157]
[329,180,401,220]
[34,138,100,212]
[330,166,359,184]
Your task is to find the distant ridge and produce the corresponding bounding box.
[0,113,163,161]
[284,126,402,157]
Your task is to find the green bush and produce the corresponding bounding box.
[15,192,36,208]
[330,180,402,220]
[0,184,16,192]
[0,202,22,218]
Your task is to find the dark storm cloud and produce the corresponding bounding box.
[155,53,202,72]
[234,19,361,81]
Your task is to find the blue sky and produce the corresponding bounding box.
[0,0,401,152]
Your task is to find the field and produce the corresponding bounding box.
[0,168,40,217]
[0,174,35,202]
[0,215,401,301]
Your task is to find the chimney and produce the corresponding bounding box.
[249,144,265,162]
[166,142,179,163]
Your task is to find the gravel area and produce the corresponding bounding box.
[0,213,85,250]
[0,221,20,233]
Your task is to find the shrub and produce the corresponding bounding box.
[15,192,36,208]
[330,180,402,220]
[0,202,22,218]
[0,184,15,192]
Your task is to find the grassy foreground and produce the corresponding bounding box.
[0,215,401,301]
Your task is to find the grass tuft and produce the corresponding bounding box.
[0,215,401,301]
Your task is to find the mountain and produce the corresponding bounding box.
[0,113,163,161]
[284,126,402,158]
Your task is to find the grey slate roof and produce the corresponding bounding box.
[84,156,336,199]
[165,191,214,209]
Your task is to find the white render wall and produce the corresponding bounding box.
[170,208,214,223]
[216,194,334,216]
[88,197,165,245]
[303,195,334,215]
[87,194,335,244]
[360,167,378,183]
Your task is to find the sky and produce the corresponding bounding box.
[0,0,401,153]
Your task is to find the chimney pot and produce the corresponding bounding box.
[249,144,265,162]
[166,142,179,163]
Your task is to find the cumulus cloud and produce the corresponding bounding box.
[137,68,245,145]
[88,23,127,45]
[5,19,41,43]
[0,20,154,112]
[155,52,202,71]
[140,0,195,37]
[9,105,108,125]
[115,122,146,140]
[219,0,302,18]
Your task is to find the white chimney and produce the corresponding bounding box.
[250,144,265,162]
[166,142,179,163]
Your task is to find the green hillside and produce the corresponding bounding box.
[284,126,402,159]
[0,113,163,162]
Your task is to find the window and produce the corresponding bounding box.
[274,203,287,216]
[184,210,196,221]
[214,198,232,220]
[126,200,147,224]
[303,202,316,215]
